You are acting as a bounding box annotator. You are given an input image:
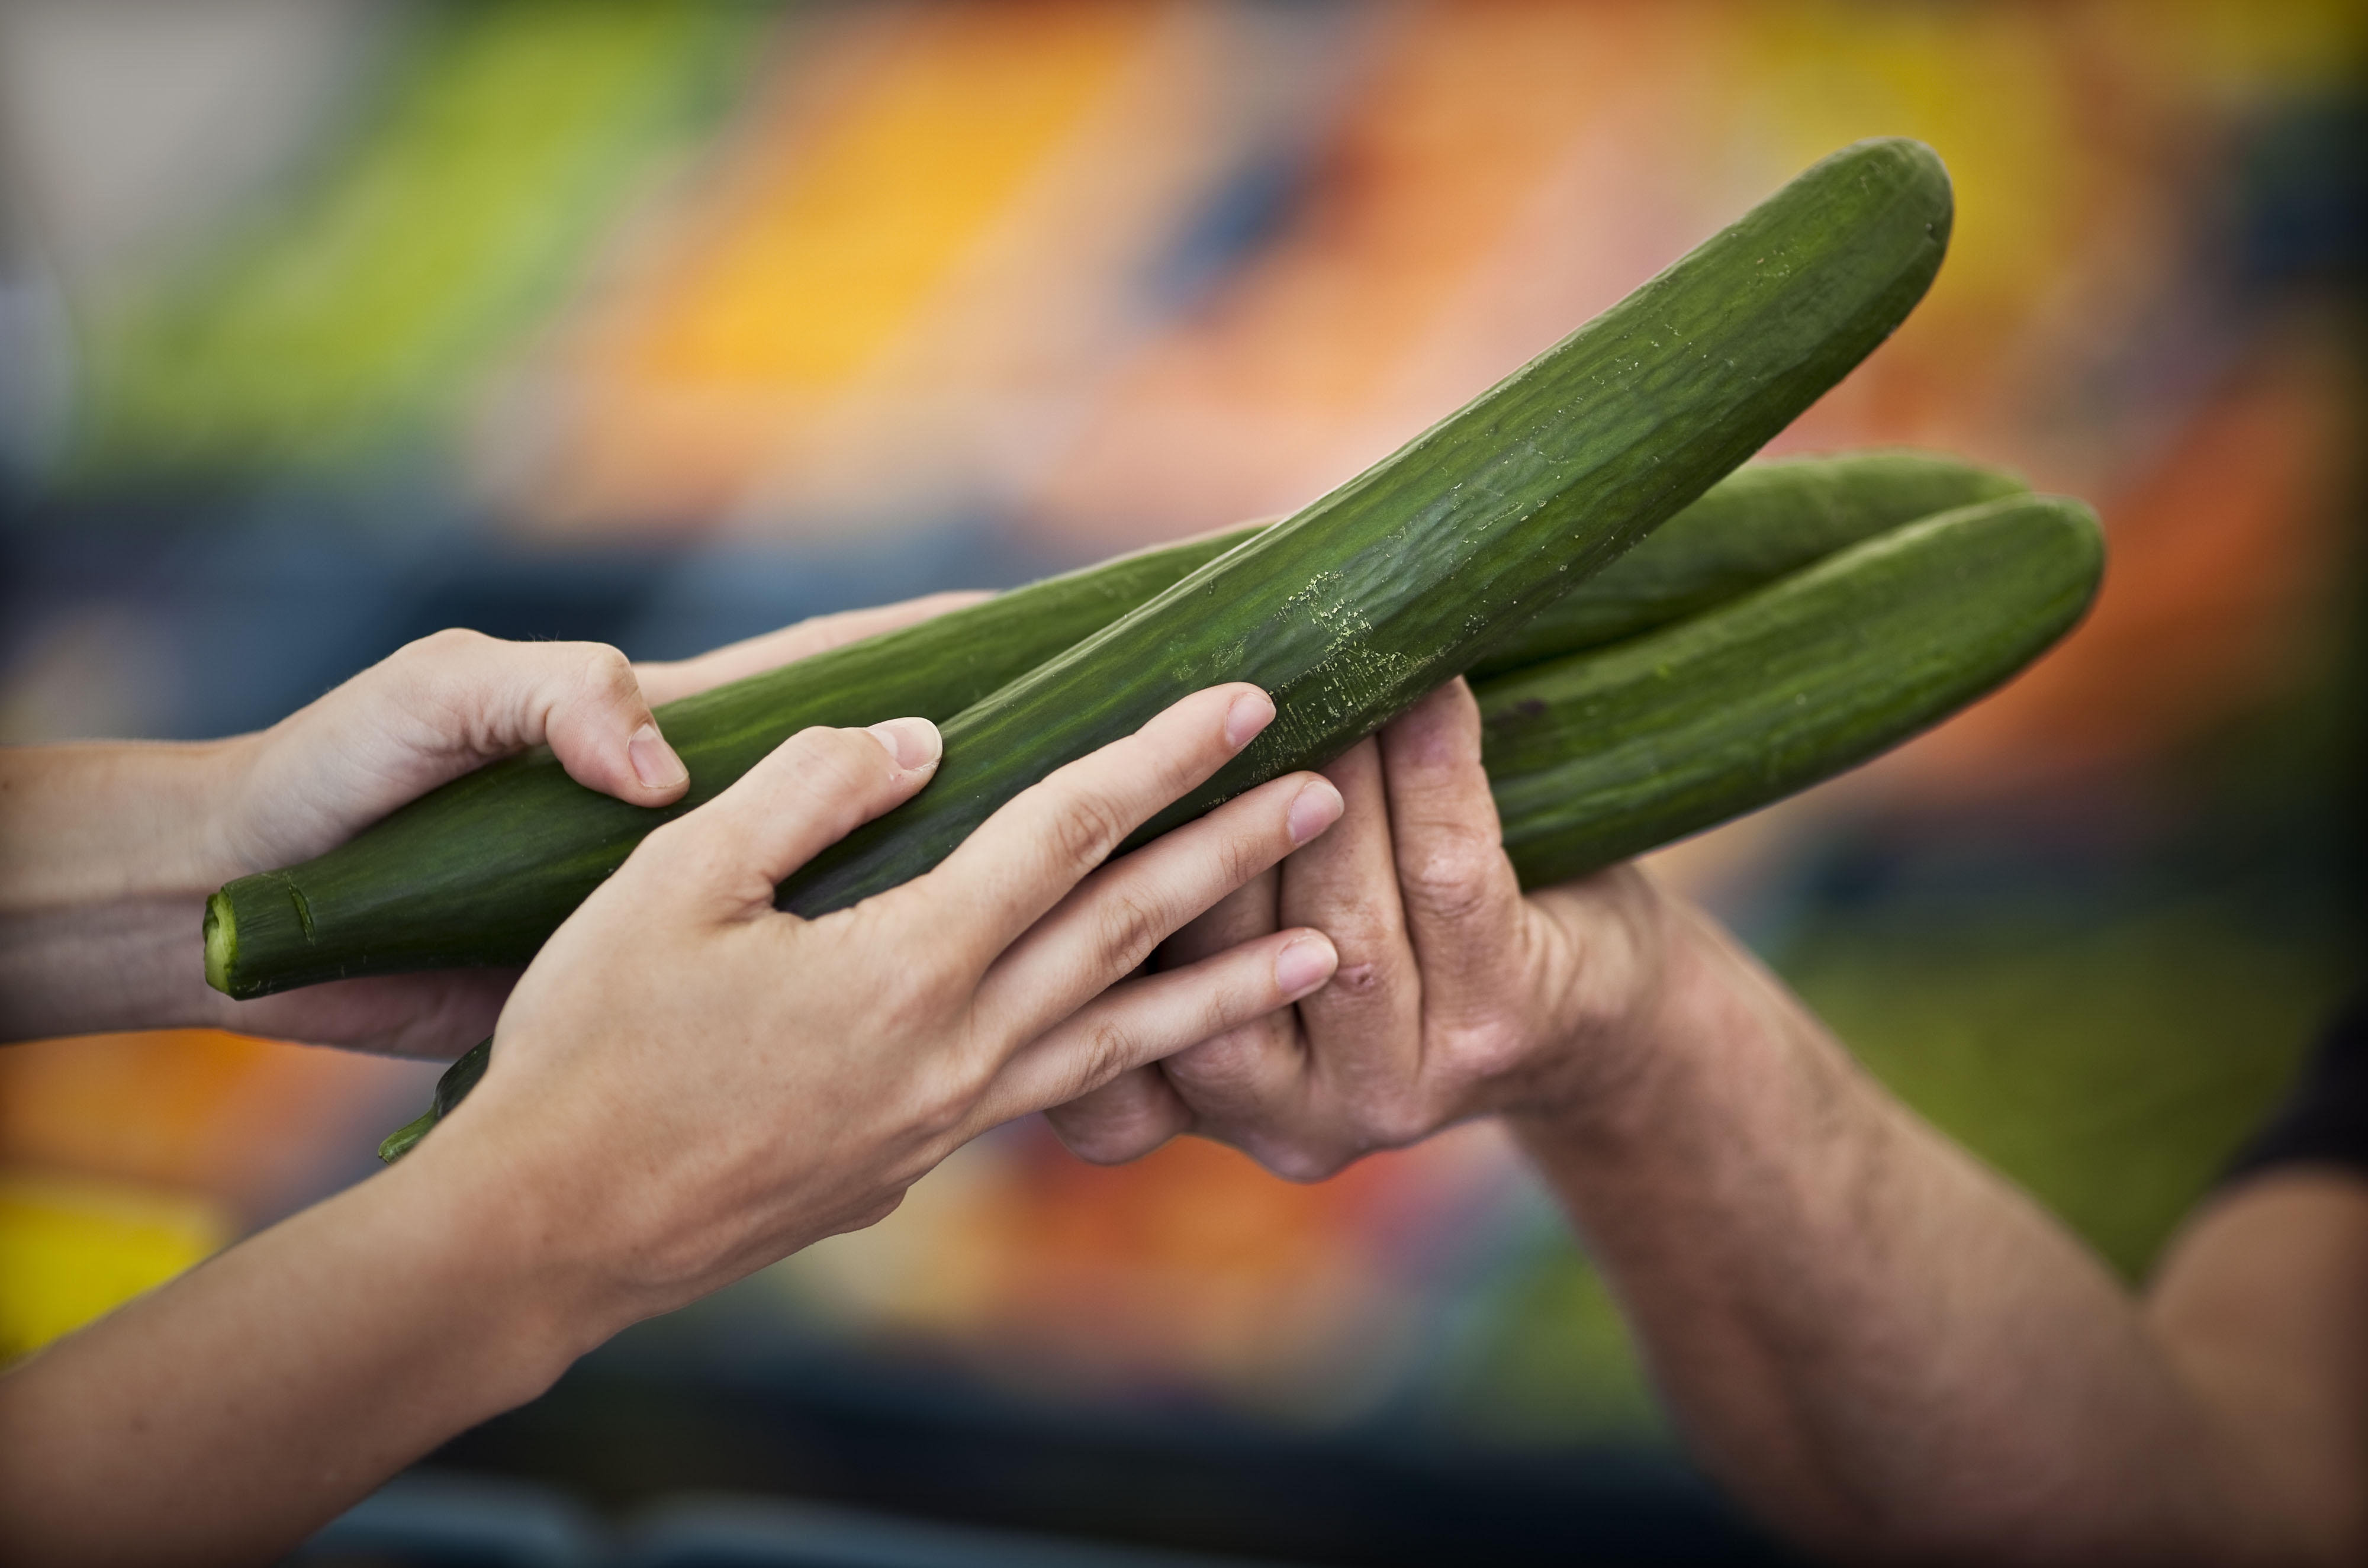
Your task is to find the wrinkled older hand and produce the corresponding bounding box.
[1044,678,1675,1180]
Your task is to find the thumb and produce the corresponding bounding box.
[354,628,689,806]
[240,629,697,868]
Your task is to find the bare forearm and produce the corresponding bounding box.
[0,742,246,1040]
[0,1143,600,1564]
[1515,899,2311,1564]
[0,740,507,1053]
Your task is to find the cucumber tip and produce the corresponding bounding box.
[202,893,236,996]
[378,1109,436,1164]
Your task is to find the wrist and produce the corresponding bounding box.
[1501,871,1758,1148]
[392,1062,709,1356]
[0,738,253,908]
[366,1127,623,1399]
[0,738,260,1039]
[1483,866,1684,1120]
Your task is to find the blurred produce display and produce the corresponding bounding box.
[1,0,2360,1545]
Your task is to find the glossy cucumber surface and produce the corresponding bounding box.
[209,447,2003,997]
[204,528,1255,994]
[211,136,1955,996]
[778,138,1954,917]
[381,492,2102,1162]
[1468,449,2024,680]
[1483,494,2105,887]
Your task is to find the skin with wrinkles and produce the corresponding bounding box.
[1048,681,2368,1567]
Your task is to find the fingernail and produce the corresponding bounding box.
[1224,689,1275,751]
[866,716,942,772]
[628,723,688,790]
[1275,933,1337,997]
[1287,778,1343,845]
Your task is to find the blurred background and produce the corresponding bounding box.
[1,1,2361,1563]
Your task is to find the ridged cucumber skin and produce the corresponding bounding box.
[379,495,2099,1163]
[203,528,1258,996]
[205,449,2004,998]
[1483,495,2105,888]
[778,138,1955,918]
[207,134,1956,997]
[1468,449,2025,681]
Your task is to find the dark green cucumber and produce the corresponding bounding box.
[382,491,2099,1164]
[1468,449,2025,681]
[210,446,2006,1000]
[779,137,1954,917]
[209,137,1956,999]
[1484,494,2105,887]
[377,1035,490,1163]
[203,527,1258,996]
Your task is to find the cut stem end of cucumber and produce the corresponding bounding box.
[202,894,236,997]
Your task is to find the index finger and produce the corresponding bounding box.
[897,683,1276,975]
[634,591,993,705]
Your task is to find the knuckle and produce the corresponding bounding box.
[1057,1106,1169,1167]
[1398,836,1500,925]
[1166,1019,1279,1091]
[1208,815,1278,890]
[1093,886,1175,973]
[901,1061,978,1142]
[877,971,953,1038]
[1070,1020,1141,1098]
[782,726,889,801]
[1254,1138,1352,1185]
[574,642,640,703]
[394,629,497,703]
[1064,1134,1140,1168]
[1436,1018,1527,1084]
[1361,1097,1440,1150]
[1043,788,1132,875]
[414,626,495,662]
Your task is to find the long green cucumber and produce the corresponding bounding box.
[208,135,1956,999]
[206,447,2008,1000]
[1467,448,2024,681]
[1484,494,2104,886]
[777,138,1952,917]
[204,528,1256,996]
[379,490,2100,1164]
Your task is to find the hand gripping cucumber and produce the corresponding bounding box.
[379,491,2099,1162]
[209,136,1957,1000]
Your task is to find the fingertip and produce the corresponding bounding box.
[1222,685,1276,751]
[864,716,942,775]
[1386,679,1482,769]
[1287,775,1344,845]
[1275,929,1338,998]
[628,722,690,794]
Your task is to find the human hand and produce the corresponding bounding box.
[197,594,986,1056]
[409,683,1345,1328]
[0,680,1340,1563]
[1044,678,1677,1180]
